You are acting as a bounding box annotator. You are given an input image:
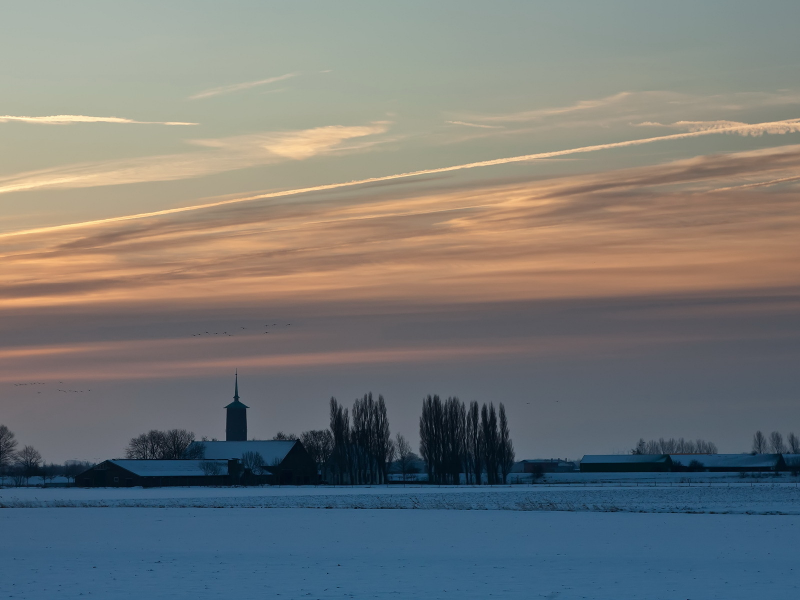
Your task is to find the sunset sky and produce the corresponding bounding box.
[2,2,800,463]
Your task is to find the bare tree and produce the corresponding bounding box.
[395,434,414,482]
[162,429,196,459]
[200,460,223,477]
[752,430,768,454]
[125,429,198,459]
[631,438,647,455]
[695,439,718,454]
[300,430,334,479]
[0,425,19,483]
[9,464,25,487]
[241,451,266,475]
[62,461,94,484]
[442,397,465,485]
[659,437,676,454]
[329,397,351,484]
[467,401,482,484]
[273,431,298,440]
[40,462,61,485]
[769,431,786,454]
[644,439,660,454]
[386,437,396,480]
[375,395,393,484]
[125,430,164,459]
[419,394,442,484]
[787,432,800,454]
[481,403,500,485]
[498,403,515,484]
[16,445,42,485]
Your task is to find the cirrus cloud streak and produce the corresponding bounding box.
[2,116,798,239]
[0,115,197,126]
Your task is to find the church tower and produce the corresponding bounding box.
[225,371,249,441]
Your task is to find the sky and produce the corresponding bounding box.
[2,1,800,463]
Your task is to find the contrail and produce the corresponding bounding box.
[3,117,799,240]
[189,73,297,100]
[710,173,800,192]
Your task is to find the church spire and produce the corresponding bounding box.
[225,370,248,441]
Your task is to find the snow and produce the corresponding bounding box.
[669,453,782,469]
[2,483,800,514]
[784,454,800,467]
[581,454,670,464]
[188,440,296,463]
[516,470,800,484]
[1,506,797,599]
[105,459,227,477]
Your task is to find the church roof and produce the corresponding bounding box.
[187,440,297,465]
[225,399,249,409]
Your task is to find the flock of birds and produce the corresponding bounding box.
[11,322,298,394]
[191,323,293,337]
[12,381,90,394]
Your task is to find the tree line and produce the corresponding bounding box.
[419,396,515,484]
[751,430,799,454]
[0,424,92,486]
[630,431,800,456]
[631,437,718,455]
[3,391,515,487]
[124,429,203,459]
[120,393,513,485]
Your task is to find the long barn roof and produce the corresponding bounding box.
[109,459,226,477]
[668,454,783,469]
[784,454,800,467]
[580,454,671,464]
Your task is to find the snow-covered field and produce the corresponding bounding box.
[2,483,799,514]
[3,486,799,598]
[1,506,798,599]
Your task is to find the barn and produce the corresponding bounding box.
[783,454,800,472]
[76,459,231,488]
[520,459,578,474]
[580,454,673,472]
[186,440,318,485]
[669,454,785,472]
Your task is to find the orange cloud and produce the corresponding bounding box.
[0,122,391,197]
[2,144,800,316]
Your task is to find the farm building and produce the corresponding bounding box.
[580,454,673,472]
[187,440,318,485]
[669,454,785,472]
[520,459,578,474]
[783,454,800,471]
[76,460,231,488]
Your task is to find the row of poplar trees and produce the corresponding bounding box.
[329,393,393,485]
[420,396,515,485]
[327,393,516,485]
